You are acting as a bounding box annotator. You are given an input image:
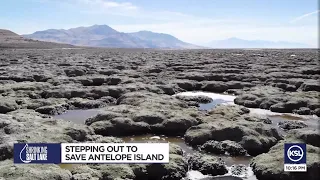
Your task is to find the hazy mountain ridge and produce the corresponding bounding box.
[21,25,312,49]
[128,31,199,48]
[0,29,74,49]
[206,37,312,48]
[23,25,202,49]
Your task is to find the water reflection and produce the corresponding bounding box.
[53,109,102,124]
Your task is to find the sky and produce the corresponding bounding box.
[0,0,319,46]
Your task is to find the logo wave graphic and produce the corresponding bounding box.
[20,144,31,163]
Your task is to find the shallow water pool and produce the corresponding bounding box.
[53,109,102,124]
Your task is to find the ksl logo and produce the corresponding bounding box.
[284,143,306,164]
[287,145,304,162]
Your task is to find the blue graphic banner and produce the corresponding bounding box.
[13,142,170,164]
[14,143,61,164]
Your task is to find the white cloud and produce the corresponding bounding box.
[290,10,320,23]
[79,0,138,10]
[35,0,138,11]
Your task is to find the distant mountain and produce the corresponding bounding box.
[128,31,201,49]
[24,25,143,48]
[23,25,202,49]
[206,37,311,48]
[0,29,73,49]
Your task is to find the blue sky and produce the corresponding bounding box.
[0,0,318,46]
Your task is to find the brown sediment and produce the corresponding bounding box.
[58,164,80,170]
[268,114,304,120]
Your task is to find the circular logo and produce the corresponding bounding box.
[287,145,304,162]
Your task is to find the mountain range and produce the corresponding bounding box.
[0,29,73,49]
[23,25,202,49]
[4,24,311,49]
[206,37,311,49]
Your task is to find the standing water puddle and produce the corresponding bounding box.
[54,109,104,171]
[54,109,103,124]
[199,99,231,110]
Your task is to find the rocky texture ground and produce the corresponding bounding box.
[0,48,319,180]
